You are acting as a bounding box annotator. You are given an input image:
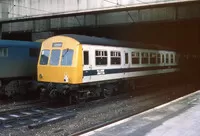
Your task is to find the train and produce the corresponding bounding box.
[37,34,180,103]
[0,40,41,97]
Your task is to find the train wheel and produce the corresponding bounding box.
[102,88,113,98]
[69,92,86,104]
[39,88,49,100]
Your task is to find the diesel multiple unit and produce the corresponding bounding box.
[37,34,179,101]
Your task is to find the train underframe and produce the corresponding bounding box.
[0,78,38,98]
[39,80,129,104]
[38,72,179,104]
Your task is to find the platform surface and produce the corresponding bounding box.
[81,90,200,136]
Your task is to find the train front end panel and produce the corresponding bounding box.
[37,36,83,84]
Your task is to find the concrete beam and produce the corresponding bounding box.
[1,0,200,33]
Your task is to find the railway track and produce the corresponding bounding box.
[0,92,129,130]
[0,106,76,129]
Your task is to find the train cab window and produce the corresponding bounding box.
[150,53,156,64]
[50,50,61,66]
[61,49,74,66]
[141,52,149,64]
[40,50,50,65]
[125,53,129,64]
[95,50,107,65]
[171,54,174,63]
[132,52,140,64]
[29,48,39,58]
[111,51,121,65]
[84,51,89,65]
[157,54,161,64]
[0,48,8,57]
[166,54,169,64]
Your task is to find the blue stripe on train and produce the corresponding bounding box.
[83,66,178,76]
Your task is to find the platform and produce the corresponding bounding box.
[81,90,200,136]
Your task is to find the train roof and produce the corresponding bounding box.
[62,34,174,51]
[0,40,41,48]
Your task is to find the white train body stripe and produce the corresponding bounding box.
[83,68,178,83]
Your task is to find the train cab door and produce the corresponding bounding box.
[83,47,92,82]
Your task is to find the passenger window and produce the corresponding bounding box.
[171,54,174,63]
[95,50,107,65]
[142,52,148,64]
[40,50,50,65]
[157,53,161,64]
[132,52,140,64]
[150,53,156,64]
[0,48,8,57]
[162,54,165,63]
[50,50,61,66]
[29,48,39,58]
[166,54,169,64]
[111,51,121,65]
[84,51,89,65]
[61,49,74,66]
[125,53,128,64]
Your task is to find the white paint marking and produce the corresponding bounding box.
[9,114,20,118]
[0,117,7,121]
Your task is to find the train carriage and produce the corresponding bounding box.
[38,34,179,101]
[0,40,41,97]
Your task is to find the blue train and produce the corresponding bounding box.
[0,40,41,97]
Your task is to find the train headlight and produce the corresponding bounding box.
[39,74,43,79]
[64,75,69,82]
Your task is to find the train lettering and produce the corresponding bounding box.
[97,69,105,75]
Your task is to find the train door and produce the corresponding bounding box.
[124,51,130,68]
[83,46,92,82]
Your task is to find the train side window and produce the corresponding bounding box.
[171,54,174,63]
[40,50,50,65]
[150,53,156,64]
[111,51,121,65]
[61,49,74,66]
[166,54,169,64]
[125,53,128,64]
[29,48,39,57]
[162,54,165,63]
[157,54,161,64]
[141,52,149,64]
[84,51,89,65]
[132,52,140,64]
[50,50,61,66]
[0,48,8,57]
[95,50,107,65]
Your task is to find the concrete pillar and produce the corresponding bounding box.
[0,23,2,39]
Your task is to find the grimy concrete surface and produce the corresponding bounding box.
[81,90,200,136]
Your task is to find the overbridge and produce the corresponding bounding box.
[0,0,199,53]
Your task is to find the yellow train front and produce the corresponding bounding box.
[38,36,83,84]
[38,34,179,102]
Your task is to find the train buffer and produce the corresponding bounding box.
[81,90,200,136]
